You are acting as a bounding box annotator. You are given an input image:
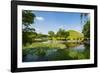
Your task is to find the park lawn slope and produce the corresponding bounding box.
[66,30,84,42]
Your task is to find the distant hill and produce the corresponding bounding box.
[66,30,84,41]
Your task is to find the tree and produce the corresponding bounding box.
[56,28,69,40]
[36,33,48,38]
[48,31,55,40]
[80,13,89,30]
[48,31,55,37]
[80,13,88,24]
[57,28,65,37]
[22,10,36,45]
[22,10,35,26]
[22,31,37,44]
[82,20,90,39]
[22,10,36,32]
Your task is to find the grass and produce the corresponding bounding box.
[66,30,84,41]
[23,42,66,49]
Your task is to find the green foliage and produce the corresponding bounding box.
[22,10,35,26]
[57,28,68,37]
[34,48,46,56]
[68,50,78,59]
[47,29,84,41]
[23,42,66,49]
[55,28,69,40]
[22,31,37,45]
[36,33,48,38]
[23,43,90,61]
[49,49,71,60]
[22,10,36,45]
[48,28,69,40]
[48,31,54,36]
[82,21,90,38]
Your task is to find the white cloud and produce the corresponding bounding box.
[58,25,65,28]
[35,16,44,21]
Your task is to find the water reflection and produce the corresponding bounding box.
[23,42,90,62]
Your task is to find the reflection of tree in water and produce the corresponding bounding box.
[48,49,71,60]
[63,42,83,48]
[34,48,46,57]
[23,43,90,62]
[83,43,90,59]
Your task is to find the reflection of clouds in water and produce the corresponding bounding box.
[24,54,38,62]
[73,45,85,52]
[23,42,89,62]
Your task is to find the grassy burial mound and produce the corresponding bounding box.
[66,30,84,42]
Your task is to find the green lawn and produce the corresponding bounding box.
[23,42,66,49]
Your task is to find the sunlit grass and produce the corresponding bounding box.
[23,42,66,49]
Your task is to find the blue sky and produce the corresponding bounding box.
[31,11,87,34]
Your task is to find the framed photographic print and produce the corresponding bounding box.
[11,1,97,72]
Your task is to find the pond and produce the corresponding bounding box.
[22,41,90,62]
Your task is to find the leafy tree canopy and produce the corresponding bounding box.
[56,28,69,37]
[22,10,36,45]
[22,10,36,26]
[82,21,90,38]
[48,31,55,37]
